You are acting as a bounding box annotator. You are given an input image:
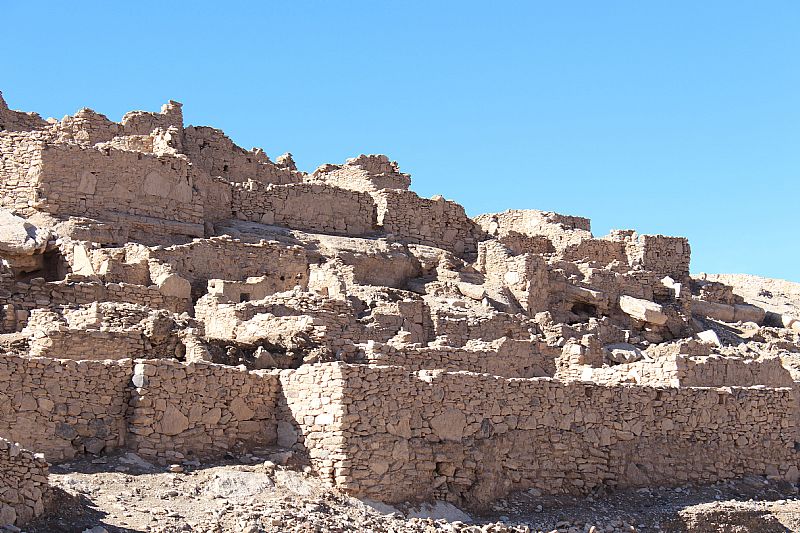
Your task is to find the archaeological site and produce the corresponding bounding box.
[2,91,800,532]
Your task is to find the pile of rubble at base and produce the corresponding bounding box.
[2,91,799,528]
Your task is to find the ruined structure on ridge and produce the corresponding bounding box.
[1,92,799,527]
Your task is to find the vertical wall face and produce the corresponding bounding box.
[0,356,131,461]
[373,190,483,257]
[295,364,798,507]
[127,360,280,462]
[231,182,379,236]
[0,438,49,526]
[0,134,45,214]
[36,145,205,226]
[277,364,347,483]
[182,126,301,185]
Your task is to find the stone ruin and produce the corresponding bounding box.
[2,91,800,526]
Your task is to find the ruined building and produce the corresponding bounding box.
[1,91,799,527]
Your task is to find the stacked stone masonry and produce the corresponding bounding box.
[2,93,800,514]
[0,437,48,527]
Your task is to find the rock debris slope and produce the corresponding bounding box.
[1,92,799,530]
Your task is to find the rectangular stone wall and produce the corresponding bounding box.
[1,278,189,333]
[277,364,347,482]
[363,339,555,378]
[35,144,205,225]
[299,364,796,507]
[0,438,48,527]
[0,133,45,213]
[626,235,691,279]
[0,355,131,461]
[151,237,309,291]
[127,360,280,462]
[231,181,378,236]
[373,190,482,257]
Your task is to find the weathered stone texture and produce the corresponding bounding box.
[128,359,280,462]
[0,437,48,527]
[232,181,378,236]
[0,355,131,461]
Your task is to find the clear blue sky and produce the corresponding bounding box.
[2,2,798,281]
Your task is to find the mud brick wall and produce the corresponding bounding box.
[0,355,131,461]
[127,360,280,463]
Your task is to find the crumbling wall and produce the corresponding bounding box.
[430,307,538,346]
[127,359,280,462]
[1,278,190,333]
[374,190,482,257]
[306,364,796,506]
[232,182,378,236]
[119,101,183,137]
[0,438,48,527]
[0,355,131,461]
[151,237,309,296]
[183,126,301,185]
[624,235,691,279]
[0,92,47,132]
[312,154,411,192]
[362,338,555,378]
[476,210,592,252]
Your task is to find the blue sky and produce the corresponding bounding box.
[2,2,798,280]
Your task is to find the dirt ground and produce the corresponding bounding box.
[14,451,800,533]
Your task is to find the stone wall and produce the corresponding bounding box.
[0,438,48,527]
[0,92,47,132]
[625,235,691,279]
[35,144,205,226]
[277,364,347,481]
[151,237,309,295]
[183,126,301,185]
[127,360,280,462]
[295,363,797,507]
[1,278,189,333]
[361,338,555,378]
[0,133,45,213]
[232,181,378,236]
[374,190,482,257]
[559,354,794,388]
[312,154,411,192]
[476,210,592,252]
[0,355,131,461]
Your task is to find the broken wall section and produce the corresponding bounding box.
[0,437,49,527]
[232,182,378,237]
[374,190,483,258]
[183,126,301,185]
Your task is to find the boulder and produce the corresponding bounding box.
[697,329,722,347]
[0,208,51,256]
[619,295,668,325]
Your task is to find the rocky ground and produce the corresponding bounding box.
[10,452,800,533]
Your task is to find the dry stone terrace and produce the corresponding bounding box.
[1,91,800,527]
